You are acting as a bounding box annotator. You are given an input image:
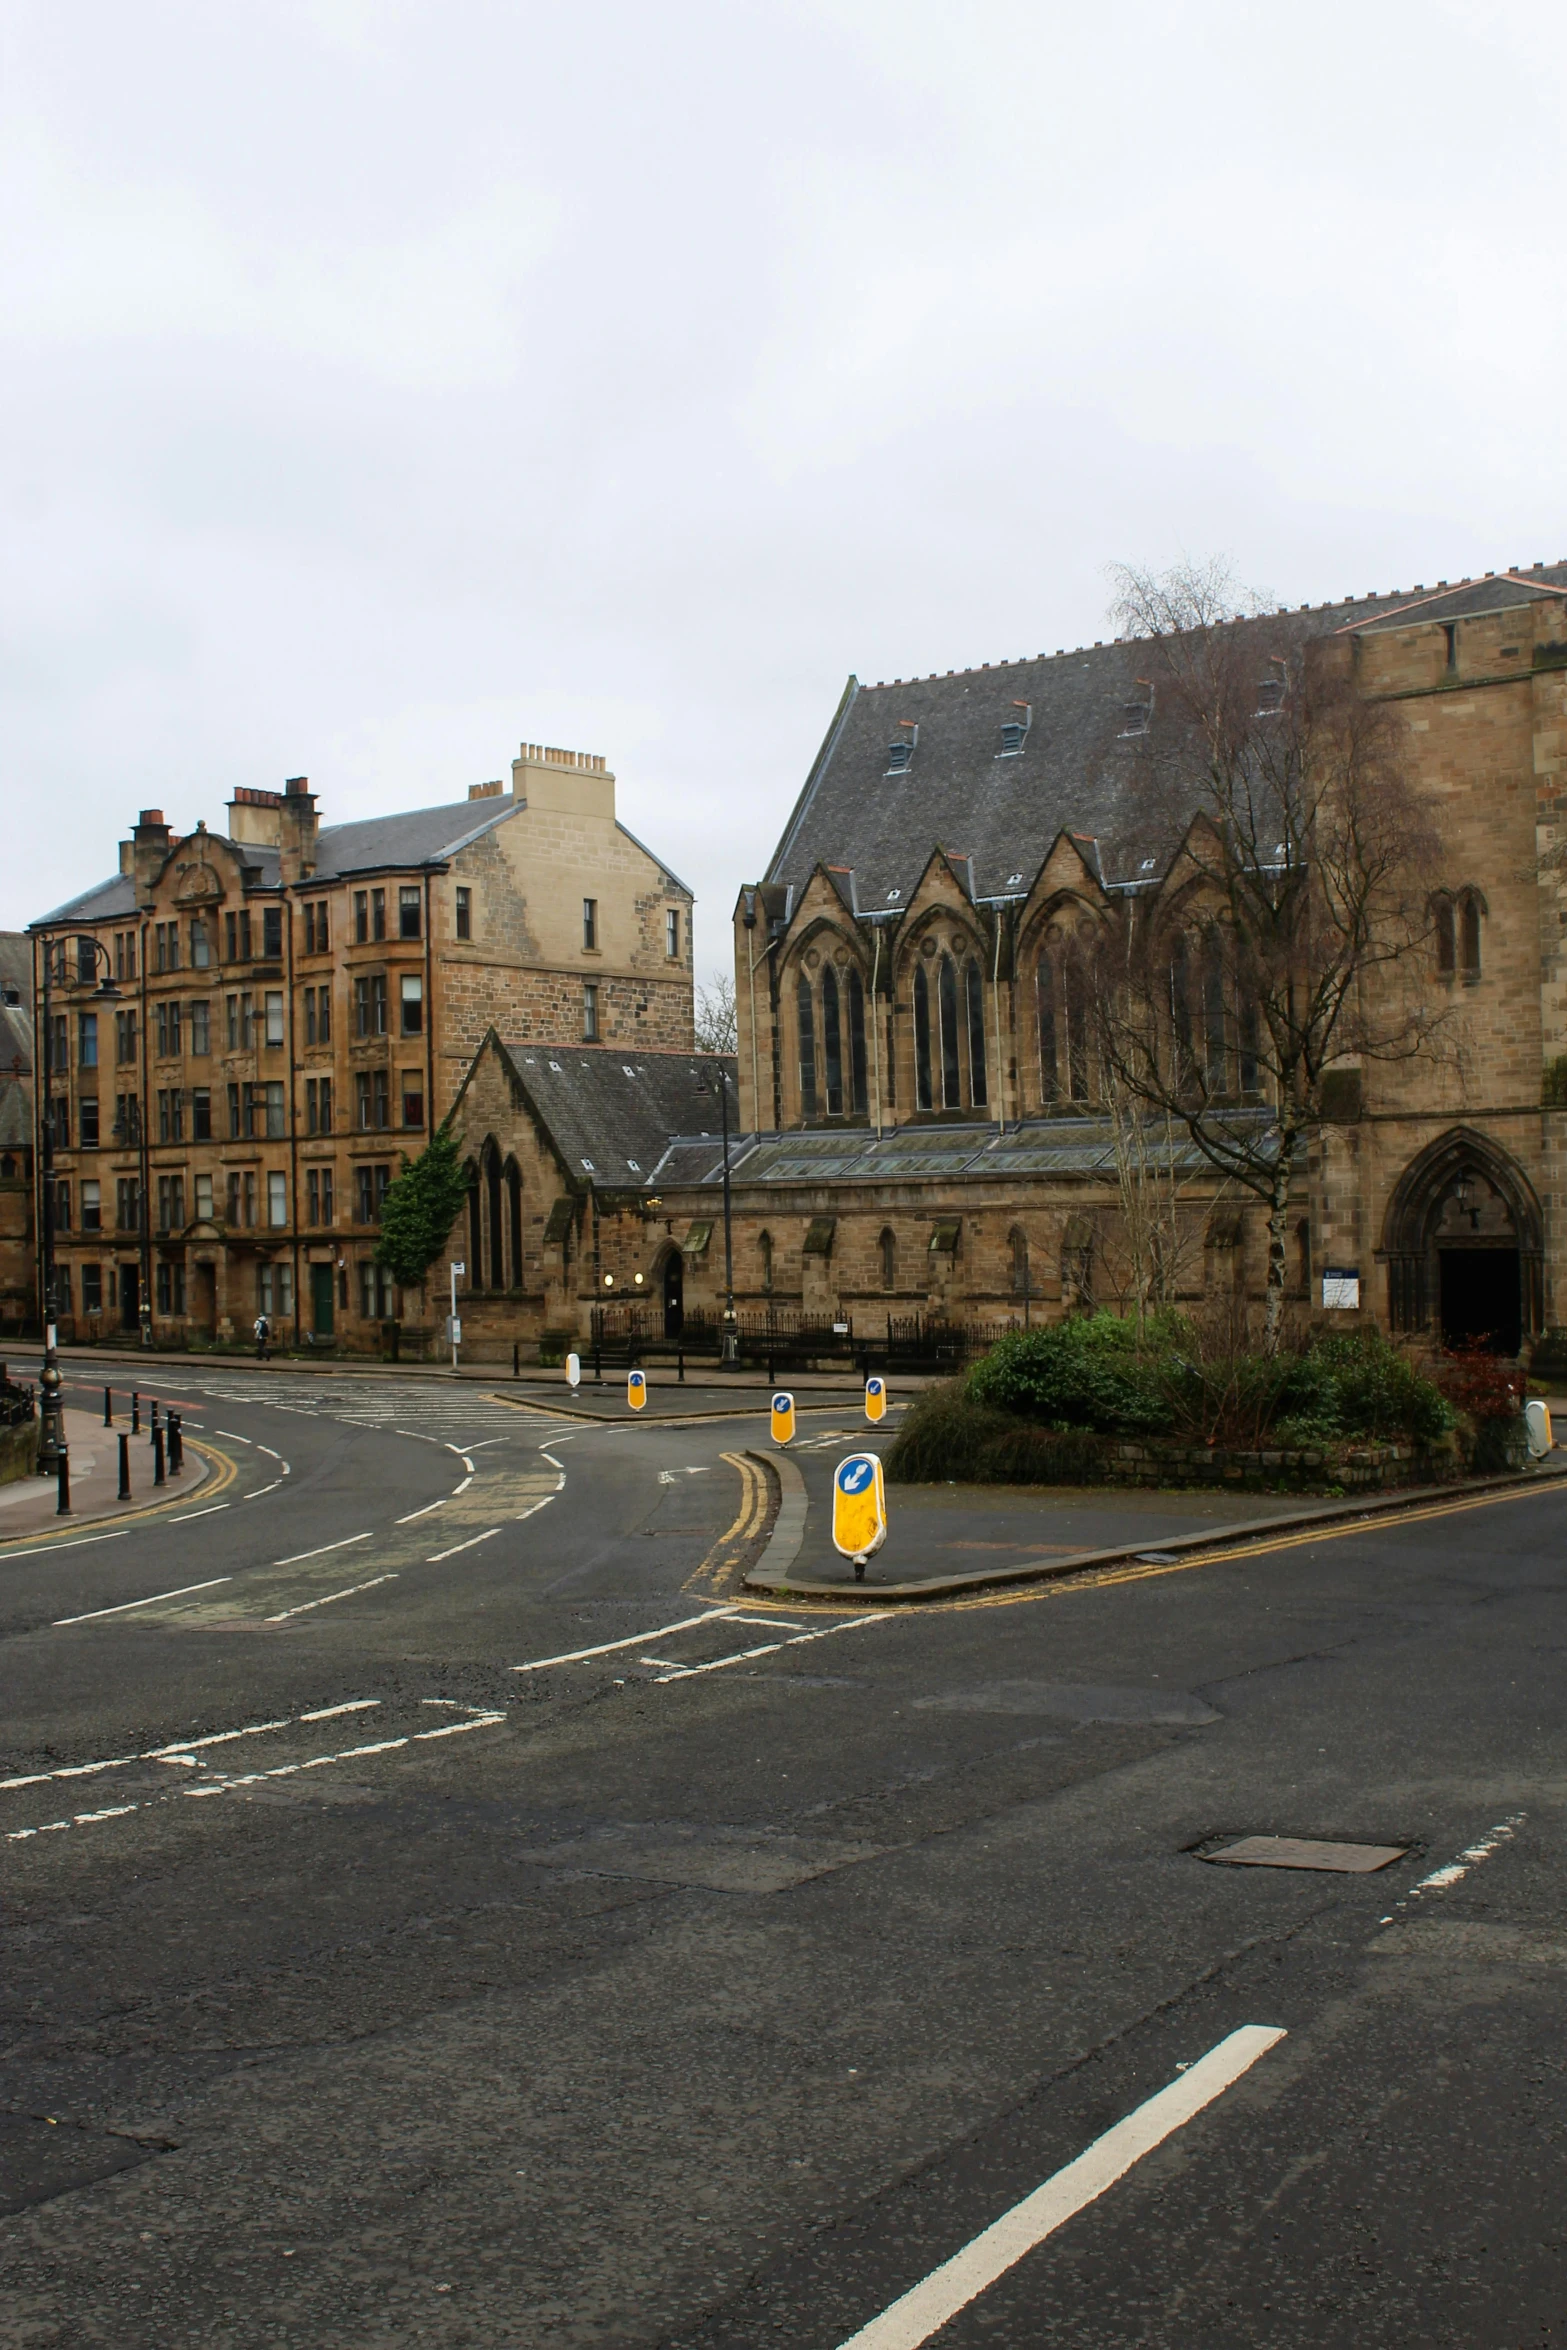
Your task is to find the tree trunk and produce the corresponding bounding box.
[1262,1130,1298,1355]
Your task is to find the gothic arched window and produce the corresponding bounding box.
[1168,933,1193,1079]
[1460,891,1482,977]
[938,955,962,1109]
[758,1229,773,1292]
[913,964,934,1111]
[1010,1226,1029,1295]
[1434,896,1456,975]
[796,974,817,1118]
[1202,926,1227,1094]
[484,1142,504,1290]
[1063,949,1090,1103]
[1037,954,1059,1101]
[506,1159,522,1287]
[465,1162,482,1288]
[847,967,869,1114]
[822,965,843,1115]
[880,1227,897,1290]
[965,960,987,1108]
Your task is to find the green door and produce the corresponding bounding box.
[311,1262,335,1338]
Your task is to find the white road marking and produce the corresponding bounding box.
[1379,1812,1527,1918]
[652,1615,892,1682]
[539,1450,566,1471]
[659,1471,678,1485]
[452,1475,474,1495]
[168,1504,230,1523]
[395,1499,448,1523]
[426,1529,500,1562]
[256,1445,282,1459]
[445,1446,477,1471]
[265,1574,398,1623]
[243,1481,283,1499]
[216,1430,251,1444]
[414,1714,506,1739]
[53,1576,231,1625]
[684,1466,711,1474]
[1,1531,128,1562]
[516,1496,556,1520]
[467,1438,510,1450]
[273,1534,373,1566]
[834,2026,1287,2350]
[512,1608,741,1672]
[1,1704,378,1790]
[8,1804,140,1842]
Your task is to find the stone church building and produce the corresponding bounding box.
[450,564,1567,1366]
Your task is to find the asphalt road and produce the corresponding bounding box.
[2,1357,1565,2348]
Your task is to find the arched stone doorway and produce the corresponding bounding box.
[658,1245,684,1339]
[1380,1128,1543,1354]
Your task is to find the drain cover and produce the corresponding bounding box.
[1205,1835,1408,1874]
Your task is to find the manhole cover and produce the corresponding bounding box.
[1204,1835,1408,1874]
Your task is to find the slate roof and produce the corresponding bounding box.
[766,564,1567,907]
[647,1112,1276,1190]
[311,795,520,880]
[0,1080,29,1149]
[0,1004,31,1075]
[492,1043,739,1188]
[33,873,137,928]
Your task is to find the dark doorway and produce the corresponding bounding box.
[119,1264,139,1331]
[662,1250,684,1339]
[1439,1248,1520,1353]
[311,1262,335,1338]
[192,1262,216,1337]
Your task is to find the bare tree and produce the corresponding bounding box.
[1097,1065,1210,1330]
[1095,560,1444,1351]
[693,969,738,1055]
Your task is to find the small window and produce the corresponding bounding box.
[1460,891,1482,977]
[402,1075,425,1128]
[371,888,386,942]
[583,897,598,952]
[78,1012,98,1068]
[79,1096,100,1148]
[400,974,423,1035]
[267,1171,288,1227]
[399,885,421,940]
[997,705,1031,758]
[81,1180,101,1232]
[82,1263,103,1312]
[191,1086,212,1140]
[455,886,472,942]
[262,906,283,959]
[190,1000,210,1055]
[759,1230,774,1292]
[1443,622,1459,674]
[880,1228,897,1291]
[354,891,369,943]
[194,1172,214,1221]
[665,907,680,959]
[885,739,913,774]
[583,981,599,1042]
[190,917,210,968]
[264,989,284,1046]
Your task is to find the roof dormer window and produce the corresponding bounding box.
[884,720,918,776]
[997,701,1032,758]
[1119,681,1154,738]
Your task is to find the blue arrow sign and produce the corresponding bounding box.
[836,1457,876,1494]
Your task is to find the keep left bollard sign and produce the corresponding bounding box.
[628,1369,647,1412]
[770,1391,796,1445]
[864,1375,887,1424]
[832,1452,886,1574]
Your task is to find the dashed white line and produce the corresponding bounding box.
[216,1430,252,1444]
[53,1576,231,1626]
[1379,1812,1528,1921]
[834,2027,1287,2350]
[512,1608,740,1672]
[299,1699,381,1721]
[395,1499,448,1523]
[426,1529,500,1563]
[652,1615,892,1682]
[451,1475,473,1496]
[517,1495,556,1521]
[168,1504,230,1523]
[273,1533,373,1567]
[265,1574,398,1624]
[414,1714,505,1740]
[1,1531,128,1562]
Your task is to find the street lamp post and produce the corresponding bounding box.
[717,1063,738,1369]
[36,934,120,1476]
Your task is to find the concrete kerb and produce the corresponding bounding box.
[743,1454,1567,1604]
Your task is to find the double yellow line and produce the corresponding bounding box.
[683,1452,772,1597]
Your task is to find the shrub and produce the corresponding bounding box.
[1274,1330,1455,1447]
[965,1311,1173,1434]
[882,1383,1017,1483]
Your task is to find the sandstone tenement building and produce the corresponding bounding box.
[29,744,693,1348]
[444,565,1567,1365]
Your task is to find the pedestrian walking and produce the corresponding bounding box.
[254,1312,271,1361]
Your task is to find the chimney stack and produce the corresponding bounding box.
[279,775,319,881]
[132,807,173,899]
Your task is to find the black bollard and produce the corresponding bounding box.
[168,1413,182,1474]
[513,1340,520,1379]
[678,1344,684,1385]
[118,1432,131,1499]
[104,1385,113,1427]
[153,1425,166,1486]
[149,1399,160,1444]
[594,1340,602,1384]
[56,1452,70,1515]
[131,1391,140,1433]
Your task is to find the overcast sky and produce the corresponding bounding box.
[5,1,1563,979]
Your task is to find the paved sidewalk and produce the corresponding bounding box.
[0,1408,211,1546]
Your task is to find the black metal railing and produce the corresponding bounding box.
[0,1368,37,1427]
[584,1307,1015,1376]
